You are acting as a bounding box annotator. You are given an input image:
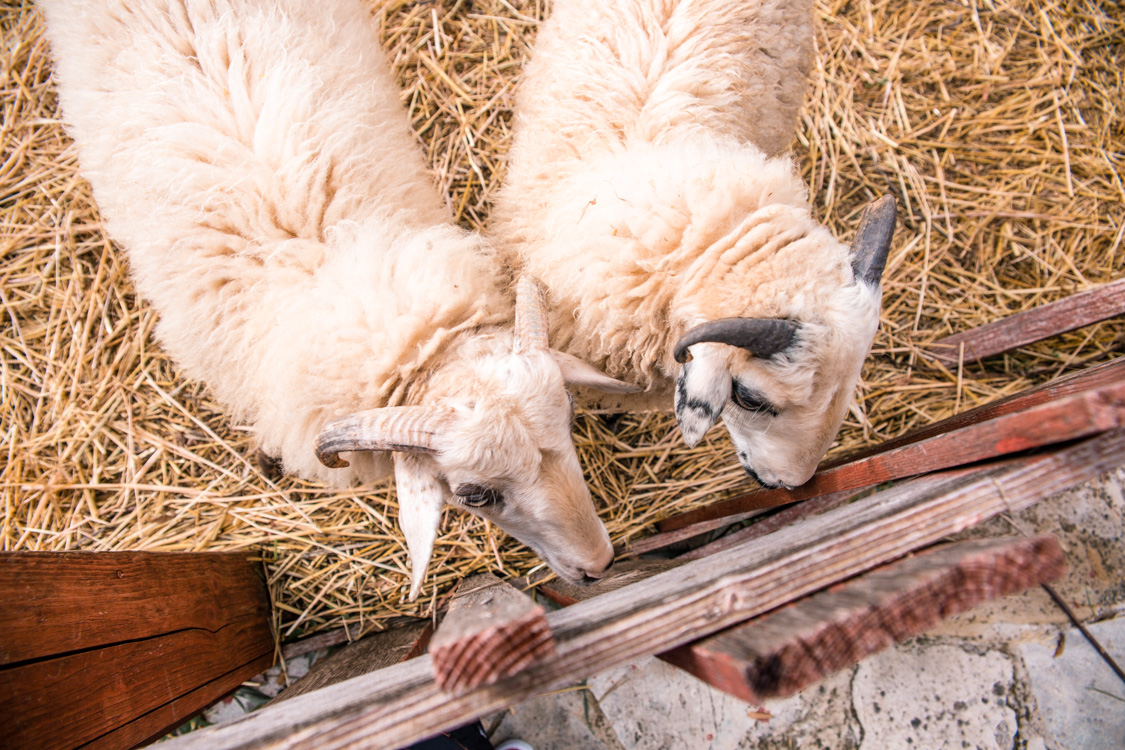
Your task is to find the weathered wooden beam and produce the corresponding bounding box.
[656,377,1125,535]
[675,488,866,561]
[0,551,273,750]
[429,573,555,695]
[274,620,432,705]
[157,430,1125,750]
[827,356,1125,466]
[926,278,1125,364]
[663,535,1065,703]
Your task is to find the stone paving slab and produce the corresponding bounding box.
[1019,617,1125,750]
[852,643,1018,749]
[589,657,756,750]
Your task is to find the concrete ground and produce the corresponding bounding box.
[485,467,1125,750]
[190,466,1125,749]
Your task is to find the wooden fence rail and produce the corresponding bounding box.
[158,430,1124,750]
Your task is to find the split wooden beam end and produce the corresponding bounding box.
[662,535,1066,704]
[430,573,555,695]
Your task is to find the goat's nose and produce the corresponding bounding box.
[580,553,614,584]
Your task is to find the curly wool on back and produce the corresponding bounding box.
[490,0,890,488]
[39,0,628,599]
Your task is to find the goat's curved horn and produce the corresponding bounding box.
[673,318,800,364]
[514,276,550,353]
[850,194,897,286]
[315,406,453,468]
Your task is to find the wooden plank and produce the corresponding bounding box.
[825,356,1125,466]
[675,488,865,561]
[274,621,432,704]
[662,536,1065,703]
[429,574,555,695]
[157,430,1125,750]
[0,614,273,750]
[656,378,1125,535]
[83,653,273,750]
[0,551,268,665]
[926,278,1125,364]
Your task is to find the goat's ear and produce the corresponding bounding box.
[393,453,445,601]
[550,349,642,394]
[674,350,731,447]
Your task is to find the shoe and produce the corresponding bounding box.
[495,741,535,750]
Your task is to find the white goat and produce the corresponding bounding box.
[491,0,896,489]
[40,0,638,599]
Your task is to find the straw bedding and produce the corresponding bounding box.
[1,0,1122,643]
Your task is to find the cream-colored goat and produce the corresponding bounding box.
[40,0,636,599]
[492,0,896,489]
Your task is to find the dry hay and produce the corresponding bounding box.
[1,0,1122,644]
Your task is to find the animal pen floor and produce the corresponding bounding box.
[2,0,1123,746]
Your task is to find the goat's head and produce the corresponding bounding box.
[314,277,638,600]
[673,195,896,488]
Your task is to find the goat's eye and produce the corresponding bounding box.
[453,484,502,507]
[731,381,778,417]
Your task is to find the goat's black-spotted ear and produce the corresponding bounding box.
[850,194,897,286]
[674,355,731,447]
[550,349,642,394]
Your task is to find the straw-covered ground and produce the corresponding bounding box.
[2,0,1122,644]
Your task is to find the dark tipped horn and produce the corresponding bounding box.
[850,194,897,286]
[673,318,800,364]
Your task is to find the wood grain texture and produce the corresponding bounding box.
[663,536,1066,703]
[82,652,273,750]
[927,278,1125,363]
[274,621,432,705]
[0,551,269,665]
[0,551,272,750]
[1,615,272,750]
[658,378,1125,534]
[825,356,1125,466]
[429,574,555,694]
[674,488,865,561]
[157,430,1125,750]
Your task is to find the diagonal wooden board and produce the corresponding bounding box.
[158,430,1125,750]
[662,535,1066,703]
[926,278,1125,364]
